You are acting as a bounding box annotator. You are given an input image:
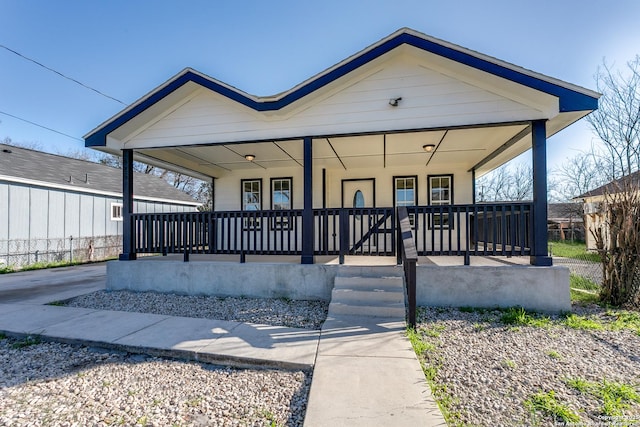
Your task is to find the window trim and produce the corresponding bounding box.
[427,174,454,230]
[110,202,123,222]
[241,178,262,230]
[270,177,293,230]
[393,175,418,228]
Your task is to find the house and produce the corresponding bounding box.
[576,171,640,250]
[548,202,584,242]
[84,28,599,312]
[0,144,201,267]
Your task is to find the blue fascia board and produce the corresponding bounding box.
[85,31,598,148]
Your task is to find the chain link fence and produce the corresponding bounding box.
[0,235,122,269]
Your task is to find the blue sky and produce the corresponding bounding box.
[1,0,639,170]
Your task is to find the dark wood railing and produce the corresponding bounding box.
[397,207,417,328]
[407,202,532,259]
[131,202,533,262]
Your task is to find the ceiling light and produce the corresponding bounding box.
[244,154,255,161]
[423,144,436,153]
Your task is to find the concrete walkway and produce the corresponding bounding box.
[0,265,446,425]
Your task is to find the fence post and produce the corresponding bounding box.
[69,235,74,262]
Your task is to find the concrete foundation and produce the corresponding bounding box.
[107,256,571,312]
[416,265,571,312]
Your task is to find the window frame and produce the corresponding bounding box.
[241,178,262,230]
[427,174,454,230]
[110,202,123,222]
[270,177,293,230]
[393,175,418,228]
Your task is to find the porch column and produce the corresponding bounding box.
[301,137,314,264]
[119,149,136,261]
[530,120,552,266]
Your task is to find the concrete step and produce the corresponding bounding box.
[331,288,404,305]
[335,265,403,278]
[333,276,404,293]
[328,301,406,318]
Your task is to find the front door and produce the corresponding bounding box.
[342,179,378,253]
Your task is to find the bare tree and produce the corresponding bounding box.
[552,151,608,200]
[587,56,640,179]
[476,162,533,201]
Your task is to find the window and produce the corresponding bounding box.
[271,177,292,229]
[394,176,417,227]
[111,203,123,221]
[241,179,262,230]
[428,175,453,229]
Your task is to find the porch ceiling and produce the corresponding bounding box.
[134,123,530,179]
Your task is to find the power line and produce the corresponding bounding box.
[0,44,127,105]
[0,110,83,142]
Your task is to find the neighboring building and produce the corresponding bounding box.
[576,171,640,250]
[0,144,200,267]
[548,203,584,242]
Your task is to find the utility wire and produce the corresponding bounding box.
[0,44,127,105]
[0,110,83,142]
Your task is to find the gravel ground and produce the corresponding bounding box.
[416,305,640,426]
[65,290,329,330]
[1,291,325,426]
[0,337,310,426]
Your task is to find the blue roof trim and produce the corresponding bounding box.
[86,31,598,148]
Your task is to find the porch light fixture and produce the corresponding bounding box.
[244,154,256,161]
[388,97,402,107]
[423,144,436,153]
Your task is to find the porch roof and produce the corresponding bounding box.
[85,28,599,179]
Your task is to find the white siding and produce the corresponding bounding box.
[94,197,106,237]
[29,188,49,239]
[126,55,553,150]
[0,183,8,241]
[48,191,66,239]
[8,185,29,239]
[79,194,94,237]
[64,193,80,239]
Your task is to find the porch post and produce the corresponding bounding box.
[119,148,136,261]
[301,137,314,264]
[530,120,552,266]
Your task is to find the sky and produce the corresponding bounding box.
[1,0,639,171]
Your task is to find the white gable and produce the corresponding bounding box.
[122,50,558,150]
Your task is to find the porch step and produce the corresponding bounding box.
[328,274,406,319]
[335,265,403,278]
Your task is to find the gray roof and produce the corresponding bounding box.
[0,144,198,204]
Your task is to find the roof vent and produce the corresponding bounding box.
[2,149,12,153]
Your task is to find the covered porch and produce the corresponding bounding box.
[84,28,598,312]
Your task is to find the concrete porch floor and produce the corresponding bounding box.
[137,253,534,267]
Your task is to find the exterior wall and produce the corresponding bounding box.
[213,162,474,252]
[0,180,197,267]
[214,164,473,210]
[126,53,553,150]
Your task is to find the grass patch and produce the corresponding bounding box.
[0,332,6,340]
[500,307,551,328]
[407,326,465,425]
[563,314,605,331]
[546,350,562,359]
[525,390,580,423]
[549,241,600,263]
[10,335,41,349]
[606,310,640,334]
[0,265,15,274]
[570,274,601,304]
[566,377,640,416]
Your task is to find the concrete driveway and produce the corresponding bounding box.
[0,263,106,304]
